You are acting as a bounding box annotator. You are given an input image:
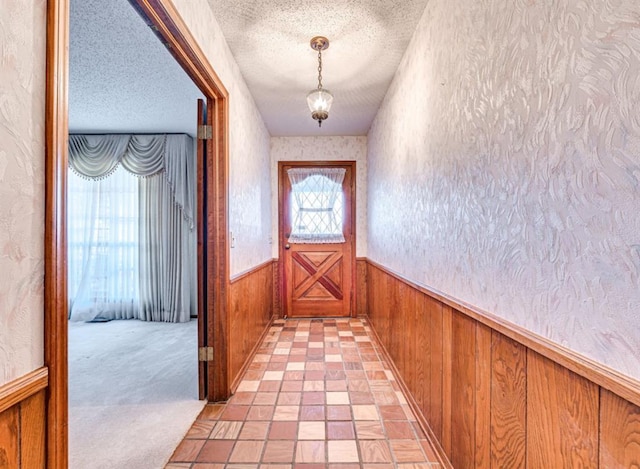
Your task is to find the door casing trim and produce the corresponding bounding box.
[45,1,230,467]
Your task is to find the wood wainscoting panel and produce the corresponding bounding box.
[0,406,19,468]
[364,259,640,469]
[527,351,599,468]
[0,368,47,469]
[490,331,527,468]
[600,388,640,467]
[450,311,477,468]
[19,392,46,468]
[474,322,492,469]
[229,260,274,389]
[356,258,367,317]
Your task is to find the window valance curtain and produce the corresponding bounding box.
[67,134,196,323]
[69,134,195,230]
[287,167,346,244]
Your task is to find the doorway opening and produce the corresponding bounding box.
[45,0,230,467]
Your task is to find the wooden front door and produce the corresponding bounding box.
[279,162,355,318]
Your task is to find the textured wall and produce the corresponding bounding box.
[171,0,272,276]
[271,136,368,258]
[368,0,640,380]
[0,1,46,385]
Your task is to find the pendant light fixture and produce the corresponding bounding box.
[306,36,334,127]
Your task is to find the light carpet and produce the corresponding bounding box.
[69,319,205,469]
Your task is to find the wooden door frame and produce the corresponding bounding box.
[277,161,357,318]
[45,1,230,467]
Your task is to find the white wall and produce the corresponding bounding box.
[0,1,46,385]
[368,0,640,380]
[172,0,272,277]
[271,137,368,258]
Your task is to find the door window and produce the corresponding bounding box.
[287,167,345,244]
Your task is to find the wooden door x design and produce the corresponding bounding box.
[279,162,355,318]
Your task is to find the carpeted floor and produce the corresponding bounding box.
[69,319,205,469]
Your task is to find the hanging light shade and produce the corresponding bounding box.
[307,36,333,127]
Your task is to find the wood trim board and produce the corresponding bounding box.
[45,0,232,466]
[0,368,49,415]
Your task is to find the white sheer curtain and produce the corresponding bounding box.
[67,134,196,323]
[287,167,346,244]
[68,165,140,321]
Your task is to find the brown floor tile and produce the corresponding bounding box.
[356,422,386,439]
[327,421,355,440]
[281,381,304,392]
[385,421,415,439]
[238,421,269,440]
[269,421,298,440]
[170,439,205,462]
[253,392,278,405]
[326,405,351,421]
[169,319,436,468]
[300,405,325,420]
[278,392,302,405]
[196,440,234,463]
[379,405,407,420]
[263,440,296,463]
[326,380,348,391]
[220,405,249,421]
[359,440,393,463]
[302,391,325,405]
[259,381,282,392]
[210,420,243,439]
[199,404,225,420]
[228,440,264,463]
[246,405,275,420]
[229,392,256,405]
[390,440,426,463]
[185,420,215,439]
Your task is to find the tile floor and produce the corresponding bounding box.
[166,318,440,469]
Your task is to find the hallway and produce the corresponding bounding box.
[166,318,441,468]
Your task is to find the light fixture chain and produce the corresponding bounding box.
[317,49,323,90]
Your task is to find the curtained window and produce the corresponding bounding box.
[67,134,196,323]
[287,167,346,244]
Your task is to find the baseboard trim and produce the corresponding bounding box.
[0,367,49,414]
[229,314,276,394]
[366,319,452,469]
[366,259,640,408]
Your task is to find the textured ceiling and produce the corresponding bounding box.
[207,0,431,136]
[68,0,430,137]
[68,0,204,137]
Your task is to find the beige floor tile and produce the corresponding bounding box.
[327,440,359,463]
[352,405,380,420]
[296,441,326,463]
[326,392,350,405]
[298,421,326,440]
[273,405,300,420]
